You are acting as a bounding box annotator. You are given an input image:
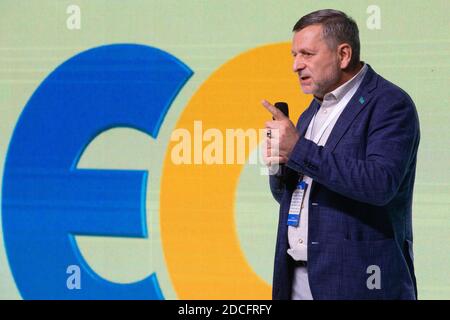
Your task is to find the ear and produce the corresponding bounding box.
[337,43,352,70]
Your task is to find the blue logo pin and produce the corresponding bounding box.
[359,96,365,105]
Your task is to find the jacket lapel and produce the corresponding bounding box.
[297,99,320,136]
[324,65,379,152]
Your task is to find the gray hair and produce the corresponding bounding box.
[292,9,361,69]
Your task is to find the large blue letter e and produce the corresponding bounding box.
[2,44,192,299]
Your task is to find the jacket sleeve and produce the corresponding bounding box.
[269,173,285,204]
[286,95,420,206]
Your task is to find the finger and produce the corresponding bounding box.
[265,137,271,151]
[268,140,280,156]
[262,138,270,155]
[268,128,280,140]
[265,122,282,131]
[265,121,275,129]
[265,129,280,144]
[262,140,275,166]
[268,156,288,164]
[261,99,286,120]
[262,146,270,166]
[280,156,288,164]
[266,156,287,165]
[265,140,278,157]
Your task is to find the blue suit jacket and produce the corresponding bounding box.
[270,65,420,300]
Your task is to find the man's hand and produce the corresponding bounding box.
[262,99,300,165]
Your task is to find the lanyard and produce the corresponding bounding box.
[307,99,348,144]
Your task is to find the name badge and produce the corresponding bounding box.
[287,181,308,227]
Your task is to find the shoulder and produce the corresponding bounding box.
[375,75,414,105]
[366,71,418,122]
[366,72,420,132]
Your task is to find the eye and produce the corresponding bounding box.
[292,51,314,58]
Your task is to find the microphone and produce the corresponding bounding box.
[273,102,289,179]
[274,102,289,119]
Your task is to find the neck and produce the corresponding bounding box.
[339,62,363,86]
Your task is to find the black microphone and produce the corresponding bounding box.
[274,102,289,119]
[273,102,289,179]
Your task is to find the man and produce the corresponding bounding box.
[263,9,420,300]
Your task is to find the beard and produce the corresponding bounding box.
[302,63,342,99]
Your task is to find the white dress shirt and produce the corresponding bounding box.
[287,64,368,262]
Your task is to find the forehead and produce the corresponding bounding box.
[292,24,325,51]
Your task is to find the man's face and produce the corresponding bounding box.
[291,24,342,99]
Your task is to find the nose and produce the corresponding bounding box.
[293,55,306,73]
